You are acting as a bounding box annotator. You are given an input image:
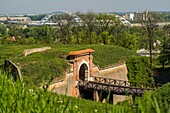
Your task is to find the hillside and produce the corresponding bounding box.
[0,44,137,85]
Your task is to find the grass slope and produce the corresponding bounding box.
[0,44,137,85]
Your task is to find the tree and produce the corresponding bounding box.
[95,13,119,35]
[100,31,110,44]
[0,23,7,35]
[79,11,96,44]
[139,11,158,70]
[126,56,154,86]
[158,25,170,68]
[121,32,138,51]
[57,14,74,44]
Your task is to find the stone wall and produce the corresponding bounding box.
[3,60,22,81]
[22,47,51,57]
[93,63,128,81]
[113,94,132,105]
[92,64,131,104]
[49,72,79,97]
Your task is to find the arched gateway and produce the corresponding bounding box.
[66,49,95,99]
[67,49,95,81]
[49,49,95,98]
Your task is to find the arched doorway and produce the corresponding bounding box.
[79,63,94,100]
[79,63,88,81]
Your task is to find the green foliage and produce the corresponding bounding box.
[0,70,170,113]
[134,92,169,113]
[136,83,170,113]
[126,56,155,86]
[0,23,7,35]
[4,25,56,44]
[0,71,114,113]
[91,45,138,68]
[27,14,46,21]
[100,31,111,44]
[1,12,141,51]
[1,12,169,53]
[13,50,69,85]
[152,83,170,104]
[119,32,138,51]
[158,25,170,68]
[0,44,137,86]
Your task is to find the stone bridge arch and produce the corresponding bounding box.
[67,49,95,82]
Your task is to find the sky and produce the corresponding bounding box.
[0,0,170,14]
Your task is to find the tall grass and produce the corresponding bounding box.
[0,70,114,113]
[0,70,169,113]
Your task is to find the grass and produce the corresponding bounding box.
[0,44,137,85]
[0,70,170,113]
[0,71,114,113]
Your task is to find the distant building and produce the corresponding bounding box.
[124,13,135,21]
[0,16,31,24]
[123,11,149,22]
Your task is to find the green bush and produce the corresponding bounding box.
[126,56,155,86]
[135,83,170,113]
[152,83,170,104]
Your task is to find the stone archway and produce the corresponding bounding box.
[67,49,95,81]
[79,63,88,81]
[66,49,95,97]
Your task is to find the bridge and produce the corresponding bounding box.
[28,11,84,26]
[77,76,154,96]
[29,11,133,27]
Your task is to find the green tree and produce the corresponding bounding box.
[126,56,154,86]
[95,13,119,35]
[57,14,74,44]
[158,25,170,68]
[0,23,7,35]
[140,11,158,70]
[80,11,96,44]
[121,33,138,51]
[100,31,111,44]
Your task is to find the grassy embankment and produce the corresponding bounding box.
[0,44,137,85]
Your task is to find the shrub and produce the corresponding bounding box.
[126,56,155,87]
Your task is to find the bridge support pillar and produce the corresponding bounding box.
[89,54,93,77]
[113,94,132,105]
[93,91,99,102]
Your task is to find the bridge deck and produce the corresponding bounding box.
[77,77,155,96]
